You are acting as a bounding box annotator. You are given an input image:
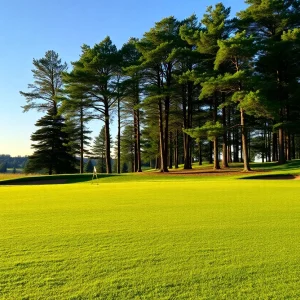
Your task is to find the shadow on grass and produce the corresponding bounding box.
[0,173,118,185]
[239,174,296,180]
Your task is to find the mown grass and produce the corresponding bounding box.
[1,176,300,299]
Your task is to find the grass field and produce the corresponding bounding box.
[0,164,300,299]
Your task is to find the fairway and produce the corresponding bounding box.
[1,179,300,299]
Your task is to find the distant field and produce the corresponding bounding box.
[1,177,300,299]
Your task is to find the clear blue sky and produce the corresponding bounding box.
[0,0,246,156]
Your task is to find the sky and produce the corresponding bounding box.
[0,0,246,156]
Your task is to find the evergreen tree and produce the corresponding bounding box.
[237,0,300,164]
[20,50,67,115]
[121,38,143,172]
[136,17,185,172]
[20,50,75,174]
[25,109,77,174]
[181,4,232,169]
[67,37,120,173]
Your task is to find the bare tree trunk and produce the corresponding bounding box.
[222,103,228,168]
[174,130,179,169]
[117,97,121,174]
[209,141,213,164]
[214,137,220,170]
[162,95,170,172]
[198,142,202,165]
[240,108,251,171]
[278,127,286,164]
[227,108,232,163]
[213,93,220,170]
[272,132,278,161]
[80,107,84,174]
[169,131,173,169]
[135,109,142,172]
[182,84,193,170]
[104,102,112,174]
[233,128,239,163]
[291,134,295,159]
[286,131,291,161]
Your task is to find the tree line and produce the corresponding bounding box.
[0,155,28,173]
[20,1,300,174]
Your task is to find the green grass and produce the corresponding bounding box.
[1,176,300,299]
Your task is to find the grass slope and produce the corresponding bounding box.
[1,178,300,299]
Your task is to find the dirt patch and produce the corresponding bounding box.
[2,179,68,185]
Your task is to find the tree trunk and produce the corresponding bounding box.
[162,95,170,172]
[240,108,251,171]
[135,108,142,172]
[212,93,220,169]
[169,131,173,169]
[286,132,291,161]
[183,133,192,169]
[222,100,228,168]
[80,107,84,174]
[117,97,121,174]
[291,134,295,160]
[158,98,168,172]
[174,130,179,169]
[198,142,202,165]
[233,127,239,163]
[272,132,278,161]
[209,141,213,164]
[227,107,232,163]
[104,102,112,174]
[214,137,220,170]
[278,127,286,164]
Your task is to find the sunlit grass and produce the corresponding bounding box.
[1,179,300,299]
[0,173,25,181]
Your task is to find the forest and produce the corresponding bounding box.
[20,0,300,174]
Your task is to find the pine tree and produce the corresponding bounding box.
[67,37,121,174]
[181,4,232,169]
[136,17,185,172]
[20,50,67,115]
[20,50,76,174]
[237,0,300,164]
[121,38,143,172]
[25,109,77,174]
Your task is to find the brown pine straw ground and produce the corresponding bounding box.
[141,166,300,179]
